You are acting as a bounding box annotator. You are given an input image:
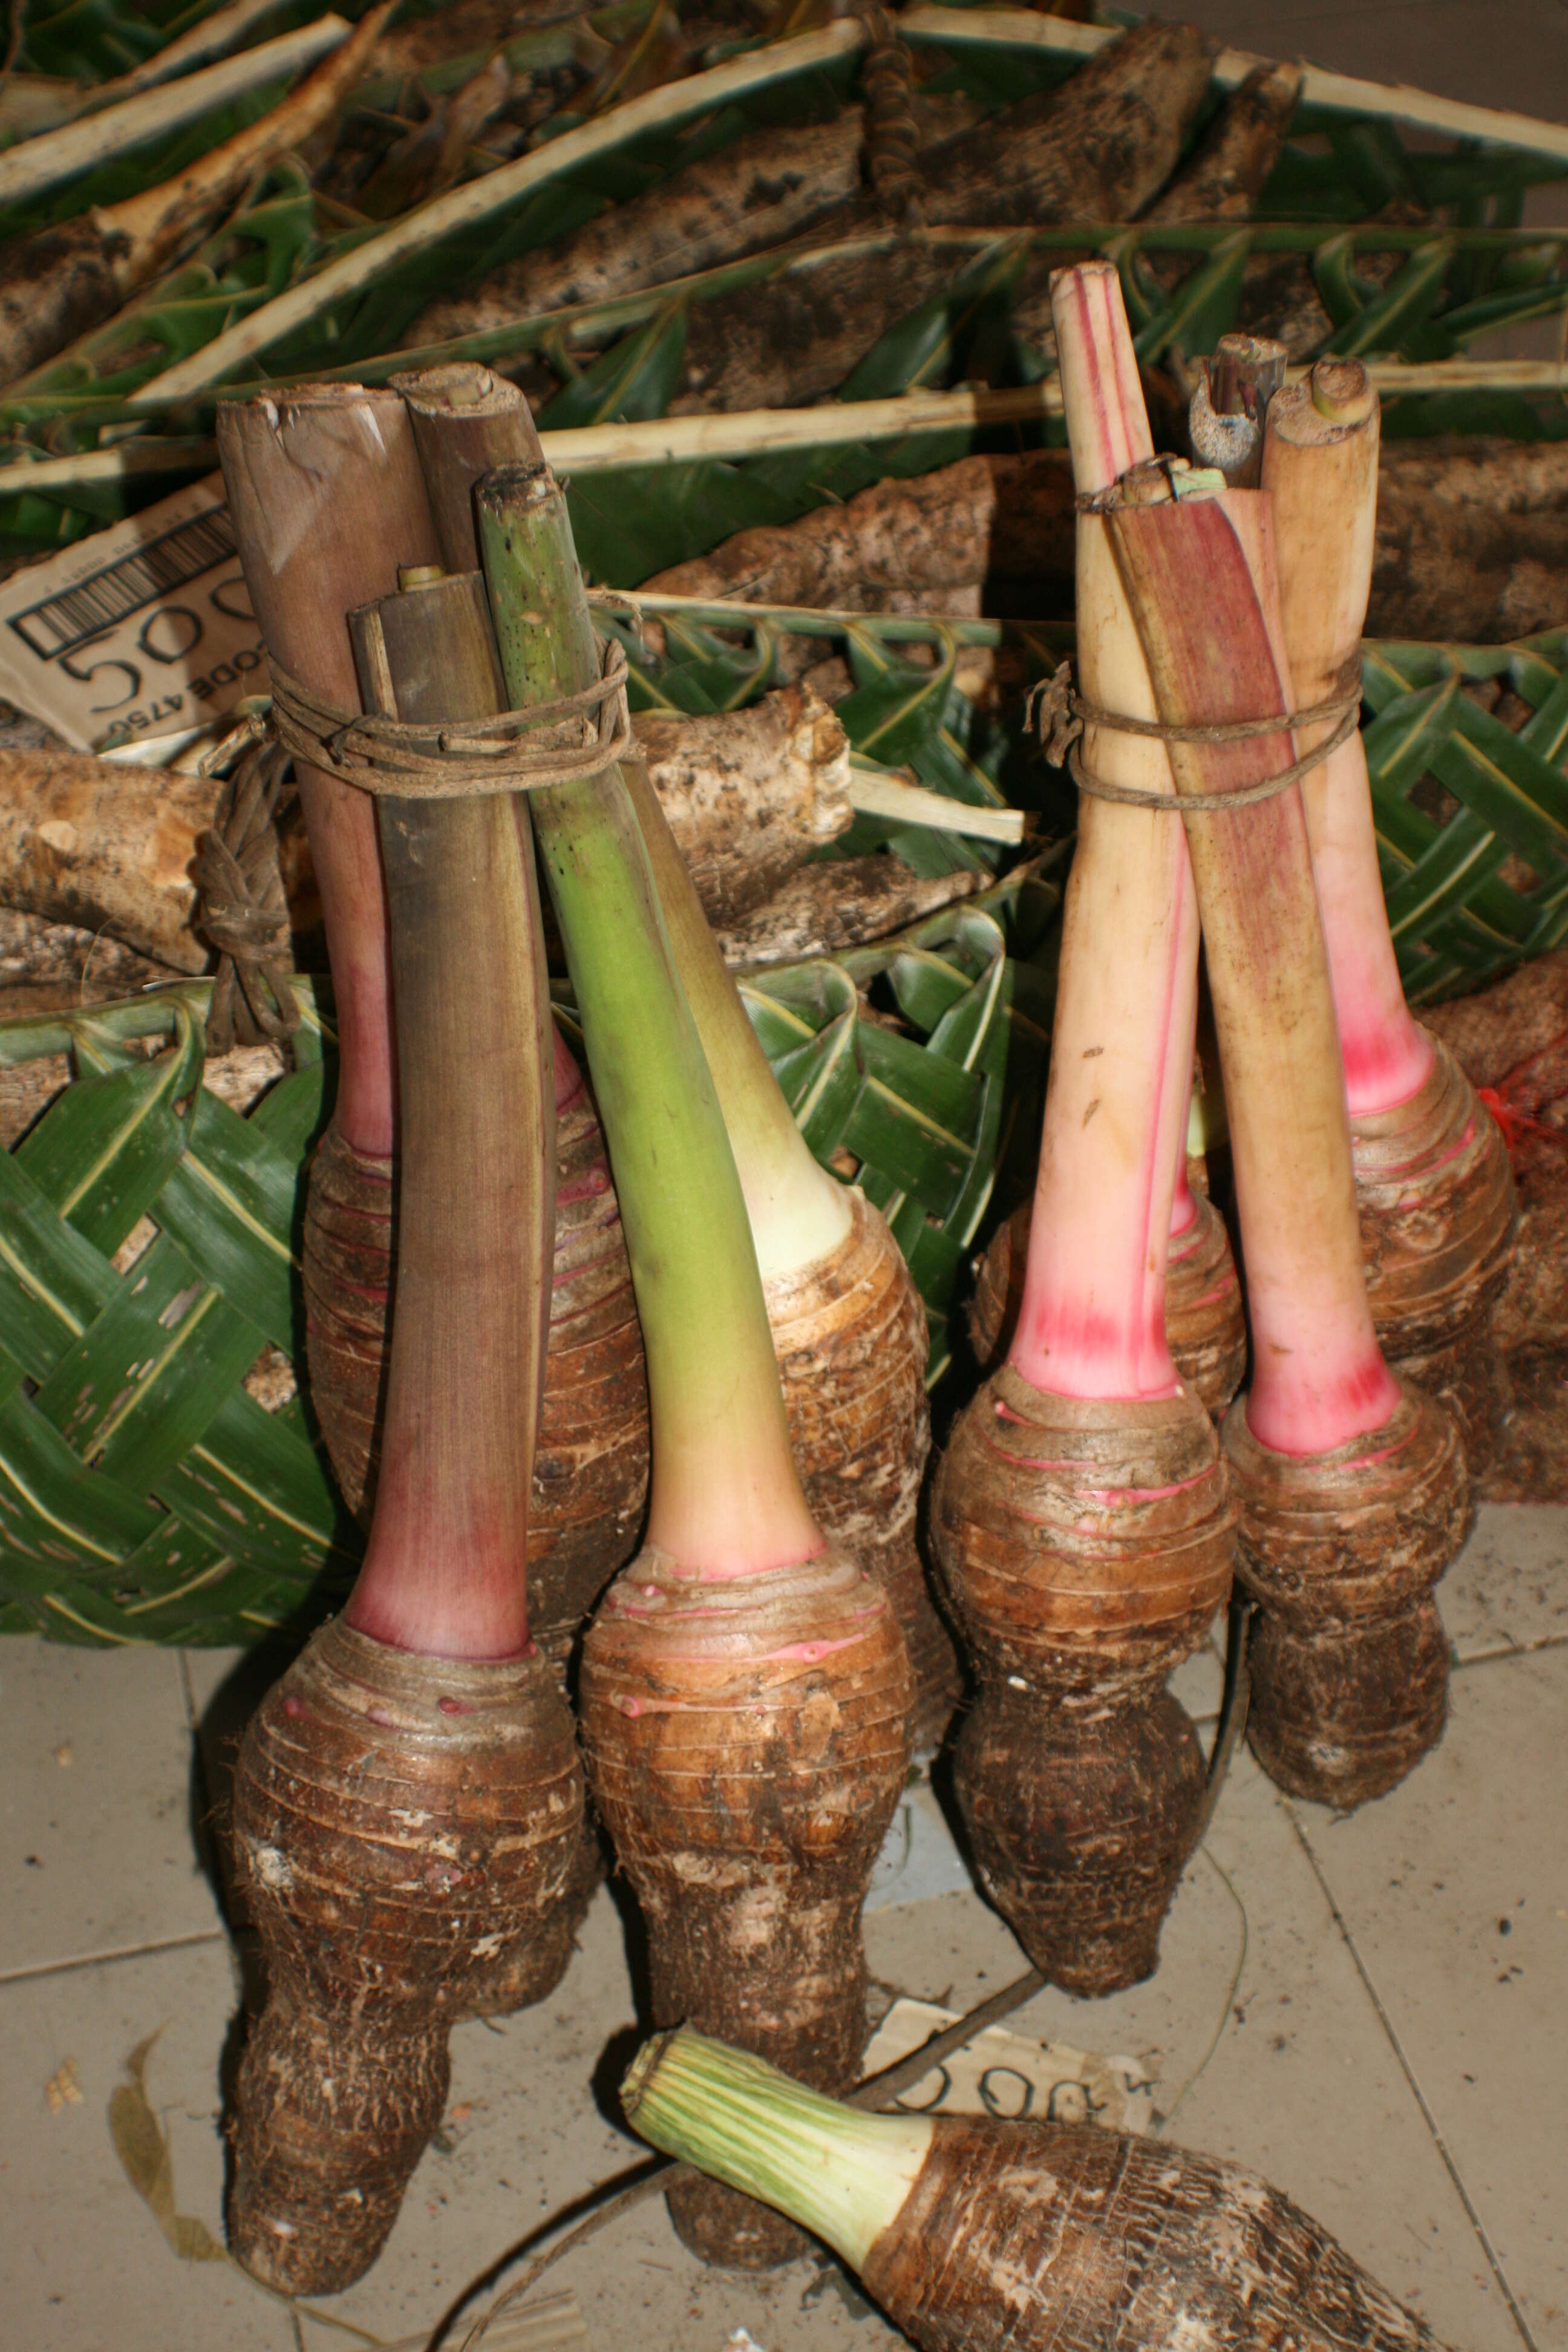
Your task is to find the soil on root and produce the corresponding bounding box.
[861,2114,1451,2352]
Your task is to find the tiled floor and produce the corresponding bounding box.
[2,1504,1564,2352]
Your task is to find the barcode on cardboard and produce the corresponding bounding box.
[8,505,237,661]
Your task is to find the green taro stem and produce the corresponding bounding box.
[616,752,851,1281]
[622,2028,930,2271]
[477,464,822,1578]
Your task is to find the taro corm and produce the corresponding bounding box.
[623,2027,1454,2352]
[217,400,587,2294]
[1101,435,1469,1809]
[477,463,915,2272]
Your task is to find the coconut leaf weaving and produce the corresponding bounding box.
[1363,626,1568,1001]
[617,595,1568,1005]
[5,577,1568,1646]
[0,982,361,1647]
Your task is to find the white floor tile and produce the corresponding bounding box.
[1292,1645,1568,2352]
[1440,1506,1568,1665]
[0,1638,224,1978]
[0,1938,292,2352]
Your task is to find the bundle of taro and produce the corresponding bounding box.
[937,263,1517,2001]
[214,373,933,2290]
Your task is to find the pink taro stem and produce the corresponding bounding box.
[1262,367,1432,1119]
[1010,261,1198,1401]
[1105,483,1402,1457]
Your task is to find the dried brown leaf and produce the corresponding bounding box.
[107,2031,226,2264]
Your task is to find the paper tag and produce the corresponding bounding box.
[0,478,264,754]
[863,1998,1155,2134]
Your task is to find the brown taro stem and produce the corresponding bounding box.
[624,2030,1452,2352]
[218,385,439,1161]
[341,566,553,1662]
[1264,362,1516,1460]
[933,262,1232,1994]
[298,1025,648,1668]
[221,381,648,1644]
[479,466,913,2268]
[218,384,438,1573]
[968,1168,1246,1422]
[1104,475,1469,1806]
[400,359,957,1744]
[229,1624,584,2293]
[0,6,392,390]
[227,566,589,2293]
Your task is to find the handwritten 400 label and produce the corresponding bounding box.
[0,477,267,753]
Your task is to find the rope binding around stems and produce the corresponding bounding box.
[1027,657,1364,813]
[190,736,302,1055]
[191,601,630,1050]
[855,0,924,226]
[266,627,632,800]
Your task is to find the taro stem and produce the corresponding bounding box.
[479,465,913,2272]
[1261,361,1432,1119]
[1262,359,1516,1469]
[220,381,650,1644]
[224,565,586,2298]
[930,261,1235,2001]
[1011,260,1196,1402]
[622,2028,1455,2352]
[400,359,958,1744]
[1104,474,1468,1808]
[218,384,438,1550]
[342,570,553,1660]
[218,385,437,1162]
